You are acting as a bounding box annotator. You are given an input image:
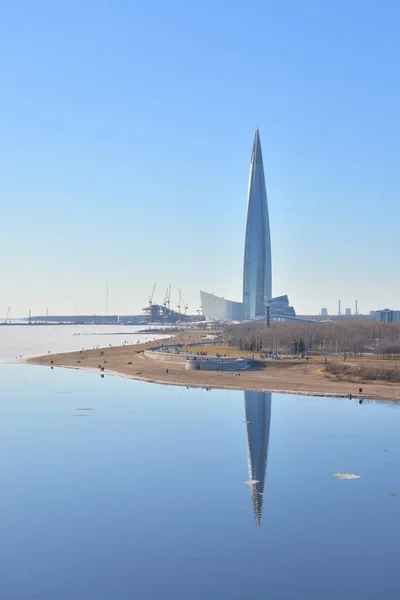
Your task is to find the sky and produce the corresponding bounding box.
[1,0,400,318]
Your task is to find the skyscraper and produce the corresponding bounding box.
[243,127,272,320]
[200,128,298,322]
[244,391,272,527]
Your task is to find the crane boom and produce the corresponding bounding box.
[180,292,189,315]
[149,283,156,306]
[167,284,171,310]
[163,285,170,308]
[177,288,182,319]
[177,289,188,318]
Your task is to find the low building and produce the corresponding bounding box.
[200,291,297,322]
[371,309,400,324]
[199,292,244,321]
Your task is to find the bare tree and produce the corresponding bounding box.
[224,321,400,356]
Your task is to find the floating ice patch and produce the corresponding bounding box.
[332,473,360,480]
[244,480,260,486]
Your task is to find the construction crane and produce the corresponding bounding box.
[181,291,188,315]
[177,289,182,319]
[4,306,10,324]
[167,284,171,310]
[177,289,188,318]
[149,283,156,306]
[163,284,172,310]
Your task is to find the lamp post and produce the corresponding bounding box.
[265,298,271,329]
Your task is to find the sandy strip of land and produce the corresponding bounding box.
[27,330,400,401]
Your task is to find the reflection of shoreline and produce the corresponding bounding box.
[245,391,272,527]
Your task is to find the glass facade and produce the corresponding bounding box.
[200,291,243,321]
[243,128,272,320]
[200,292,296,322]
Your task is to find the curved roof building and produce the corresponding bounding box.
[200,291,296,322]
[199,291,243,321]
[243,127,272,320]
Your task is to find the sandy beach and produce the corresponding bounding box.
[26,330,400,402]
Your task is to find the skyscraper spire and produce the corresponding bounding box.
[243,127,272,320]
[251,126,263,164]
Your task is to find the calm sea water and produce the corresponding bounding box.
[1,364,400,599]
[0,324,167,363]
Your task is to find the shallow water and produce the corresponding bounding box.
[0,324,166,362]
[1,364,400,599]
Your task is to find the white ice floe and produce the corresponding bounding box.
[244,479,260,486]
[332,473,360,480]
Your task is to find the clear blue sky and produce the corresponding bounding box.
[1,0,400,317]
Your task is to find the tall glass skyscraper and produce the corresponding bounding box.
[201,127,298,322]
[243,127,272,320]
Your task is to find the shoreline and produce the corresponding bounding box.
[26,330,400,402]
[23,361,384,400]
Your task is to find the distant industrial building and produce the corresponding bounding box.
[345,308,352,316]
[142,303,201,323]
[320,308,328,317]
[371,309,400,324]
[141,285,204,323]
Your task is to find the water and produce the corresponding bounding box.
[1,364,400,599]
[0,324,167,362]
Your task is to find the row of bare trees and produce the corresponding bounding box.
[224,321,400,355]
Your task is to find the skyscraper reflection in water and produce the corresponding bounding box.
[244,391,272,527]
